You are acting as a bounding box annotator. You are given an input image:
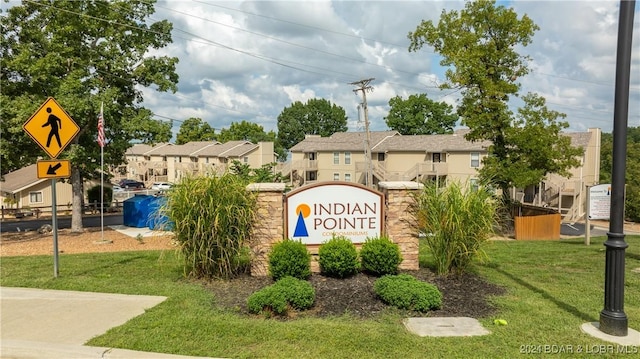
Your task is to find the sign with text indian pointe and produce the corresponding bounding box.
[589,184,612,220]
[285,182,384,245]
[23,97,80,158]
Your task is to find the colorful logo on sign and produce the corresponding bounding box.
[286,182,384,244]
[293,204,310,237]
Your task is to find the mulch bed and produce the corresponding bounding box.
[202,268,506,319]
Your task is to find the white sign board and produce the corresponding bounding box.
[285,182,384,245]
[589,184,611,220]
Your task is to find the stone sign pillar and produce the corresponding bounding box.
[246,183,285,276]
[378,181,423,271]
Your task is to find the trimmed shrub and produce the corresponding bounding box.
[318,235,359,278]
[247,286,287,315]
[374,274,442,312]
[268,239,311,280]
[247,276,315,316]
[273,276,316,310]
[360,236,403,276]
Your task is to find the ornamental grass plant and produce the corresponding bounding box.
[414,181,497,276]
[163,174,256,279]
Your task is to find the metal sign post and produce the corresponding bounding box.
[52,179,59,277]
[22,97,79,278]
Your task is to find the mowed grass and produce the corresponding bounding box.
[1,236,639,358]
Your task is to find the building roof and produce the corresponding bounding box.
[0,164,45,194]
[194,141,259,158]
[291,129,593,154]
[290,131,400,152]
[125,143,173,156]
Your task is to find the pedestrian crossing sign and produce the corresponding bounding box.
[23,97,80,158]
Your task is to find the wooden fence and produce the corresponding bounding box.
[513,203,561,240]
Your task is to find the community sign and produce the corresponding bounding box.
[589,184,611,220]
[285,182,384,245]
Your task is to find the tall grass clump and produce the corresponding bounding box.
[414,181,497,276]
[163,174,256,279]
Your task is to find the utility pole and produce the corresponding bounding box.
[350,78,375,187]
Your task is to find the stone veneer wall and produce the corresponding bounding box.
[247,181,422,276]
[246,183,285,276]
[378,181,423,271]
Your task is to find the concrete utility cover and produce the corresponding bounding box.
[404,317,491,337]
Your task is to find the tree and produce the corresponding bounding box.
[175,117,217,144]
[408,0,581,200]
[384,94,458,135]
[277,98,348,151]
[218,120,286,160]
[600,127,640,222]
[1,0,177,231]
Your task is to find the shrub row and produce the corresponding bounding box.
[247,276,316,316]
[268,235,403,280]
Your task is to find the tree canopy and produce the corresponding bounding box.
[408,0,581,198]
[175,118,217,145]
[600,127,640,222]
[1,0,178,230]
[218,120,286,161]
[277,98,348,151]
[384,94,458,135]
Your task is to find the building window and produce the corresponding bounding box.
[470,152,480,168]
[344,173,351,182]
[432,153,441,163]
[333,152,340,165]
[334,173,340,181]
[377,153,385,161]
[29,191,43,204]
[307,171,317,181]
[244,156,249,163]
[470,178,479,192]
[174,156,181,163]
[344,152,351,165]
[309,152,316,160]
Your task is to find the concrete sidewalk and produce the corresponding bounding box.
[0,287,220,359]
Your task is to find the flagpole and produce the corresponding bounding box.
[99,102,104,242]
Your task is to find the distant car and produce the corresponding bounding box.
[118,179,145,190]
[112,184,124,193]
[151,182,173,191]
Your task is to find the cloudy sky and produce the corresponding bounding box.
[5,0,640,139]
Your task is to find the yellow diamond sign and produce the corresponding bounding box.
[23,97,80,158]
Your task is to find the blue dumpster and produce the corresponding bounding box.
[123,195,153,228]
[148,196,173,230]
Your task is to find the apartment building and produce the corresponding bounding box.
[114,140,276,185]
[287,128,601,222]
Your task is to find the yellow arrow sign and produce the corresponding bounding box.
[37,160,71,179]
[23,97,80,158]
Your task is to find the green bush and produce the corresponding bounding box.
[318,235,359,278]
[247,276,315,316]
[273,276,315,310]
[414,181,497,275]
[360,236,403,276]
[247,286,287,315]
[269,239,311,280]
[164,174,256,279]
[374,274,442,312]
[87,185,112,208]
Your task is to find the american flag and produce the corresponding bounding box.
[97,102,105,148]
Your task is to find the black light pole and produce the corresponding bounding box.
[599,0,635,337]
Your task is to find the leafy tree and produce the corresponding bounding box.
[277,98,348,151]
[218,120,286,160]
[384,94,458,135]
[408,0,581,199]
[175,117,217,144]
[229,160,283,183]
[1,0,177,231]
[600,127,640,222]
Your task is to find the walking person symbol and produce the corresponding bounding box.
[42,107,62,148]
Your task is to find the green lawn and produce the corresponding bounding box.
[1,236,639,358]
